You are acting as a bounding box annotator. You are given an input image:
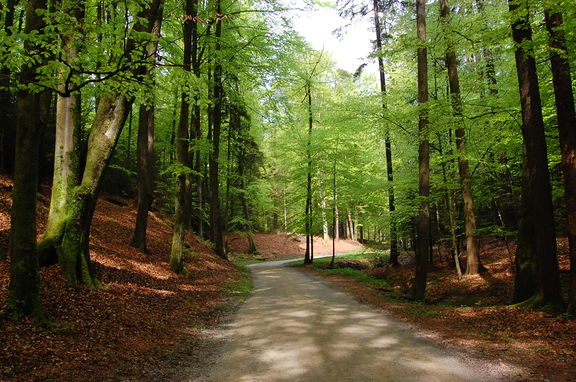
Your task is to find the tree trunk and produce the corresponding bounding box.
[40,0,162,285]
[437,133,462,278]
[318,175,329,241]
[304,81,313,264]
[372,0,399,266]
[171,0,193,273]
[509,0,562,306]
[190,0,203,237]
[440,0,481,275]
[131,4,163,253]
[331,162,336,267]
[209,0,225,258]
[335,195,339,242]
[543,5,576,314]
[5,0,49,319]
[414,0,430,301]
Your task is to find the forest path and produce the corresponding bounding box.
[203,260,512,382]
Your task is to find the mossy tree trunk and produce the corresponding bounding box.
[39,0,162,286]
[39,0,84,266]
[59,94,131,287]
[5,0,48,320]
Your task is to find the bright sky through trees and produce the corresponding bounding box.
[287,0,377,75]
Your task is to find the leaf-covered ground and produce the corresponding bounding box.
[225,232,364,260]
[0,174,244,381]
[302,240,576,381]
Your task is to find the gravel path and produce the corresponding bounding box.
[202,260,515,382]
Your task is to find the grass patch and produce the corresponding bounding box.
[233,259,265,267]
[226,264,253,301]
[314,266,389,287]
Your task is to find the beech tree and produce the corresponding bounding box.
[439,0,481,275]
[543,1,576,313]
[170,0,194,273]
[131,3,164,253]
[508,0,562,306]
[38,0,164,286]
[414,0,430,301]
[5,0,49,319]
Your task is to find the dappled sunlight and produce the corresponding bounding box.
[125,259,175,280]
[208,261,512,381]
[108,282,176,297]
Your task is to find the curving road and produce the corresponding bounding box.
[204,260,515,382]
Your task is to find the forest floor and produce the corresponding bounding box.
[224,232,363,260]
[0,174,246,382]
[298,240,576,382]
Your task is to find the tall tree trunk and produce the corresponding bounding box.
[543,5,576,314]
[509,0,562,306]
[335,194,339,242]
[40,0,162,286]
[318,175,329,241]
[131,3,163,253]
[209,1,225,258]
[475,0,498,96]
[437,133,462,278]
[372,0,399,266]
[190,0,203,237]
[304,81,313,264]
[331,162,337,267]
[171,0,193,272]
[414,0,430,301]
[5,0,48,319]
[38,0,85,266]
[439,0,481,275]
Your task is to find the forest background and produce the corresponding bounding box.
[0,0,575,322]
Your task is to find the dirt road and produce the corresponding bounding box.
[203,260,516,381]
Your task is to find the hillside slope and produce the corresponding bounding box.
[0,174,243,381]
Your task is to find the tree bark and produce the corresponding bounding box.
[5,0,49,319]
[38,0,85,265]
[209,0,225,258]
[131,4,163,253]
[304,81,313,264]
[509,0,562,306]
[414,0,430,301]
[437,133,462,278]
[372,0,399,266]
[39,0,163,286]
[190,0,203,238]
[171,0,193,272]
[543,5,576,314]
[439,0,481,275]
